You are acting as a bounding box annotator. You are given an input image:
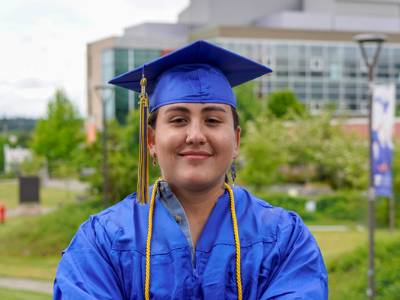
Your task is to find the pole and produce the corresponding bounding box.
[354,34,386,299]
[366,63,376,300]
[357,39,383,300]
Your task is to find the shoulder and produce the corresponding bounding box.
[65,192,148,252]
[233,186,308,243]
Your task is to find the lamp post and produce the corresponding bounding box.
[94,85,114,207]
[353,33,386,300]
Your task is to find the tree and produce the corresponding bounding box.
[240,111,368,190]
[267,90,307,119]
[234,82,266,126]
[78,110,160,202]
[31,90,83,176]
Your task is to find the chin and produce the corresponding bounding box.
[176,172,224,191]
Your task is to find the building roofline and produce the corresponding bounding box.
[190,26,400,43]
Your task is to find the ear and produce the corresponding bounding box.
[233,126,241,159]
[148,126,156,157]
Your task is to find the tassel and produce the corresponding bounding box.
[138,72,149,204]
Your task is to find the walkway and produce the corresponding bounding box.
[0,276,52,294]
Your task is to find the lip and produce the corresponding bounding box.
[178,150,212,160]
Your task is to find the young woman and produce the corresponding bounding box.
[54,40,328,299]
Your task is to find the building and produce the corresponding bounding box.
[4,145,32,174]
[87,0,400,128]
[87,23,191,128]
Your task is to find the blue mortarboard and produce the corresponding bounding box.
[108,40,272,204]
[109,40,272,112]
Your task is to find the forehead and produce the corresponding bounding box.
[158,103,231,114]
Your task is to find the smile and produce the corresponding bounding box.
[178,151,212,160]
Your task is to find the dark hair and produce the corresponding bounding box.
[148,106,240,129]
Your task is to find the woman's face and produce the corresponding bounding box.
[148,103,240,192]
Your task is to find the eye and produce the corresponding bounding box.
[206,117,222,125]
[170,117,188,125]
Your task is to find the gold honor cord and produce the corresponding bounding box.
[144,180,242,300]
[138,74,149,204]
[224,182,243,300]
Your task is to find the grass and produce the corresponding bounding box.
[0,287,50,300]
[313,229,400,263]
[327,231,400,299]
[0,179,79,209]
[0,256,59,281]
[0,200,103,257]
[312,230,367,261]
[0,199,103,280]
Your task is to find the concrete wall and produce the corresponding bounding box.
[178,0,210,25]
[178,0,302,26]
[180,0,400,29]
[86,37,116,130]
[335,0,400,17]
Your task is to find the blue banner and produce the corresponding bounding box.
[372,84,395,197]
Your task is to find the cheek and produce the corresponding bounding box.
[154,130,181,157]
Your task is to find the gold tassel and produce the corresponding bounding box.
[138,73,149,204]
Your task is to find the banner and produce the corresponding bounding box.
[372,83,395,197]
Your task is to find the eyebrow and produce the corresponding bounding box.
[163,105,228,114]
[201,105,227,114]
[163,106,191,114]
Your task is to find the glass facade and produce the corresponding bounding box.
[214,38,400,115]
[100,38,400,121]
[101,48,162,124]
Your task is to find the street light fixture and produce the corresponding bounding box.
[94,85,115,207]
[353,33,386,300]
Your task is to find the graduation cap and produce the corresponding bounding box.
[109,40,272,204]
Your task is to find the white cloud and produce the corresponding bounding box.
[0,0,189,118]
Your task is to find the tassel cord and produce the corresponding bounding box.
[144,181,242,300]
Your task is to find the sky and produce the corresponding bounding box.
[0,0,189,119]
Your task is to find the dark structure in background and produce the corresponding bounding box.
[19,176,40,204]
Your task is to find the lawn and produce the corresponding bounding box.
[0,179,79,209]
[312,229,400,263]
[0,256,59,281]
[0,287,50,300]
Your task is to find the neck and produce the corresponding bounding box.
[171,180,225,213]
[168,179,226,246]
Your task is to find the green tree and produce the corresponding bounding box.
[234,82,266,127]
[0,134,6,173]
[238,116,287,188]
[31,90,83,176]
[240,111,368,190]
[267,90,307,119]
[78,110,160,202]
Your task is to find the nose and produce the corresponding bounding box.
[185,121,206,145]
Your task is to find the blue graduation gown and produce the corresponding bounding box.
[54,187,328,299]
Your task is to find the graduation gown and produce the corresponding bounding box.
[53,186,328,299]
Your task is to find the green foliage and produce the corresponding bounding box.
[240,111,368,190]
[78,110,160,202]
[0,200,103,256]
[239,117,287,188]
[267,89,306,119]
[393,142,400,195]
[317,191,366,222]
[0,135,6,173]
[234,82,266,127]
[30,90,83,176]
[328,235,400,299]
[254,189,399,227]
[253,191,315,221]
